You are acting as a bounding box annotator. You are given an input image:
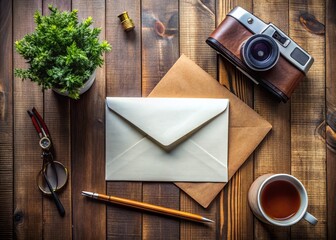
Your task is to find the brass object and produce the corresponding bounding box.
[37,161,69,195]
[118,11,135,31]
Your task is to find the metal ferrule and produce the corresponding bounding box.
[82,191,99,199]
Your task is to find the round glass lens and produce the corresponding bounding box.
[251,42,271,61]
[37,161,68,194]
[241,34,280,71]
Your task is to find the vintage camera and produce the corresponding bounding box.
[206,6,314,102]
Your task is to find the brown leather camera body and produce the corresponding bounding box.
[206,16,306,102]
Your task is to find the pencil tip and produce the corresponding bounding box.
[202,217,215,223]
[81,191,93,197]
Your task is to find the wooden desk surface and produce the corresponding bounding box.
[0,0,335,239]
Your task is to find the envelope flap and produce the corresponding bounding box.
[106,97,228,147]
[148,54,272,208]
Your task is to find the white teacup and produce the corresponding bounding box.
[248,173,318,227]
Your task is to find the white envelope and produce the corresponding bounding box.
[105,97,229,182]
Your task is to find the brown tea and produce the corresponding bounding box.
[261,180,301,220]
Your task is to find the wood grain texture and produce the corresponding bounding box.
[252,1,291,239]
[221,159,254,240]
[106,0,141,98]
[180,195,220,240]
[106,183,142,240]
[142,183,180,239]
[141,0,180,238]
[179,0,219,239]
[13,0,43,238]
[105,0,142,239]
[180,0,217,79]
[0,0,13,239]
[289,0,326,239]
[71,0,106,239]
[42,1,72,239]
[141,0,179,96]
[217,1,254,239]
[326,0,336,239]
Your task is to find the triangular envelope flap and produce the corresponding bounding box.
[106,97,228,147]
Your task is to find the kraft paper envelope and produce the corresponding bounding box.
[106,97,229,182]
[148,54,272,208]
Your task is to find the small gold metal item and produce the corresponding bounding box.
[118,11,135,31]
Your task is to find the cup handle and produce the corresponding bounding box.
[303,212,318,225]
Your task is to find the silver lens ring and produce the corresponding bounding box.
[242,34,280,71]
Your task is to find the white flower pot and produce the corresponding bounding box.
[53,70,96,97]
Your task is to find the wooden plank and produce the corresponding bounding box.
[289,0,327,239]
[0,0,13,238]
[326,0,336,239]
[221,160,254,240]
[141,0,179,96]
[71,0,106,239]
[252,1,291,239]
[179,0,219,239]
[180,194,219,240]
[105,0,142,239]
[141,0,180,238]
[142,183,180,239]
[216,1,254,239]
[42,1,72,239]
[106,184,142,240]
[13,0,43,238]
[180,0,217,78]
[105,0,141,98]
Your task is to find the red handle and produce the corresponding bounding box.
[32,117,42,135]
[32,107,50,136]
[27,110,43,138]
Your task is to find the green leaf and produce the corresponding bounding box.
[14,5,111,99]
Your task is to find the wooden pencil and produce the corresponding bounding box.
[82,191,214,223]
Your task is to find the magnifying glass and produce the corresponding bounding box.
[37,161,68,194]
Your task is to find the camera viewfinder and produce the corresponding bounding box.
[290,48,310,66]
[272,31,290,47]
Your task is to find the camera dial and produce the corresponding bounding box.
[242,34,280,71]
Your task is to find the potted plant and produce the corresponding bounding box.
[15,5,111,99]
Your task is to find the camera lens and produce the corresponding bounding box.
[251,42,270,61]
[242,34,280,71]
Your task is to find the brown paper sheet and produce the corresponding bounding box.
[148,55,272,208]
